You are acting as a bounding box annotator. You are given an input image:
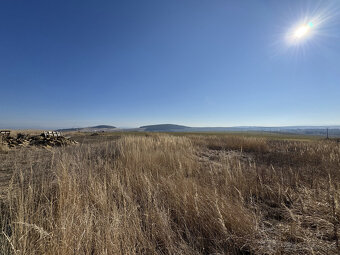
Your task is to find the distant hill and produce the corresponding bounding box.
[91,125,116,129]
[139,124,189,132]
[57,125,116,132]
[56,127,82,132]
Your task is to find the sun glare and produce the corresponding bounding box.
[294,24,310,38]
[288,21,315,44]
[283,2,338,49]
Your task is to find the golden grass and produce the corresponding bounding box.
[0,134,339,254]
[0,137,8,153]
[189,135,270,153]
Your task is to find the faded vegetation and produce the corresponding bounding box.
[0,137,8,153]
[0,134,339,254]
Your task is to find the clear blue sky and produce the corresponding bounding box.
[1,0,339,129]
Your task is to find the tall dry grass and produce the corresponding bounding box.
[0,136,8,153]
[189,135,269,153]
[1,134,339,254]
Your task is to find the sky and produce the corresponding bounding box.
[0,0,340,129]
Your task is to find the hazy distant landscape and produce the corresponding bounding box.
[56,123,340,138]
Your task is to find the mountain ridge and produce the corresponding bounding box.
[139,124,189,131]
[56,125,116,132]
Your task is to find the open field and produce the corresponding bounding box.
[67,130,323,143]
[0,132,340,254]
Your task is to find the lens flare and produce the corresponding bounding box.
[283,2,339,48]
[270,2,339,59]
[287,20,315,44]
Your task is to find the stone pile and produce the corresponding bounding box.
[1,133,78,148]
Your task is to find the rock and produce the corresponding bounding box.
[32,135,43,140]
[2,133,78,148]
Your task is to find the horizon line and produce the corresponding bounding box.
[2,123,340,130]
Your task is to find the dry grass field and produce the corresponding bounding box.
[0,132,339,254]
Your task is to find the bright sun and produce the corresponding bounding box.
[294,25,310,38]
[294,22,314,39]
[287,21,314,44]
[282,3,337,50]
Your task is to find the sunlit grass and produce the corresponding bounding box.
[1,133,339,254]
